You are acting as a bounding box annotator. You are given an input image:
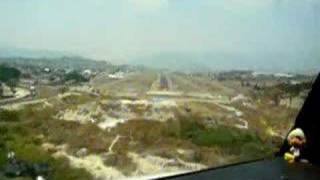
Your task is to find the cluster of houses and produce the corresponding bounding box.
[21,66,96,86]
[1,66,100,100]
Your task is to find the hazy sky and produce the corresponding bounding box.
[0,0,319,65]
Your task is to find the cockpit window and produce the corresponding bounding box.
[0,1,319,179]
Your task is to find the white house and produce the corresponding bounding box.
[108,71,124,79]
[44,67,51,73]
[82,69,93,79]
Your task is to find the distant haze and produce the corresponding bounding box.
[0,0,319,72]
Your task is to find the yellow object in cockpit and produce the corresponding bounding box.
[284,153,295,163]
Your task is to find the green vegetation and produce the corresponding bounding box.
[0,65,21,87]
[64,71,88,83]
[169,118,274,160]
[113,117,274,163]
[260,81,313,106]
[0,126,9,166]
[0,109,20,122]
[0,126,93,180]
[103,153,137,176]
[1,70,301,178]
[0,107,93,180]
[60,94,93,106]
[277,82,313,96]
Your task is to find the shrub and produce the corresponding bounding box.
[64,71,88,83]
[50,158,92,180]
[103,153,137,176]
[177,118,270,157]
[1,123,93,180]
[0,110,20,122]
[0,65,21,86]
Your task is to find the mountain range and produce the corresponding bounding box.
[130,52,320,73]
[0,47,319,73]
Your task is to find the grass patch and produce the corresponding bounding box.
[60,94,93,106]
[103,153,137,176]
[0,109,21,122]
[167,118,274,159]
[0,124,93,180]
[0,105,94,180]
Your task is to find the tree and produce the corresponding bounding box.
[64,71,88,83]
[274,82,311,106]
[264,81,313,107]
[0,65,21,88]
[263,86,283,106]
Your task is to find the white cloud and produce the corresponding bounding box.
[217,0,274,11]
[224,0,320,8]
[128,0,169,11]
[229,0,273,6]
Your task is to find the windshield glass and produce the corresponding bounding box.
[0,1,319,179]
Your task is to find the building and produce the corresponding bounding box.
[82,69,93,79]
[43,67,51,73]
[108,71,124,79]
